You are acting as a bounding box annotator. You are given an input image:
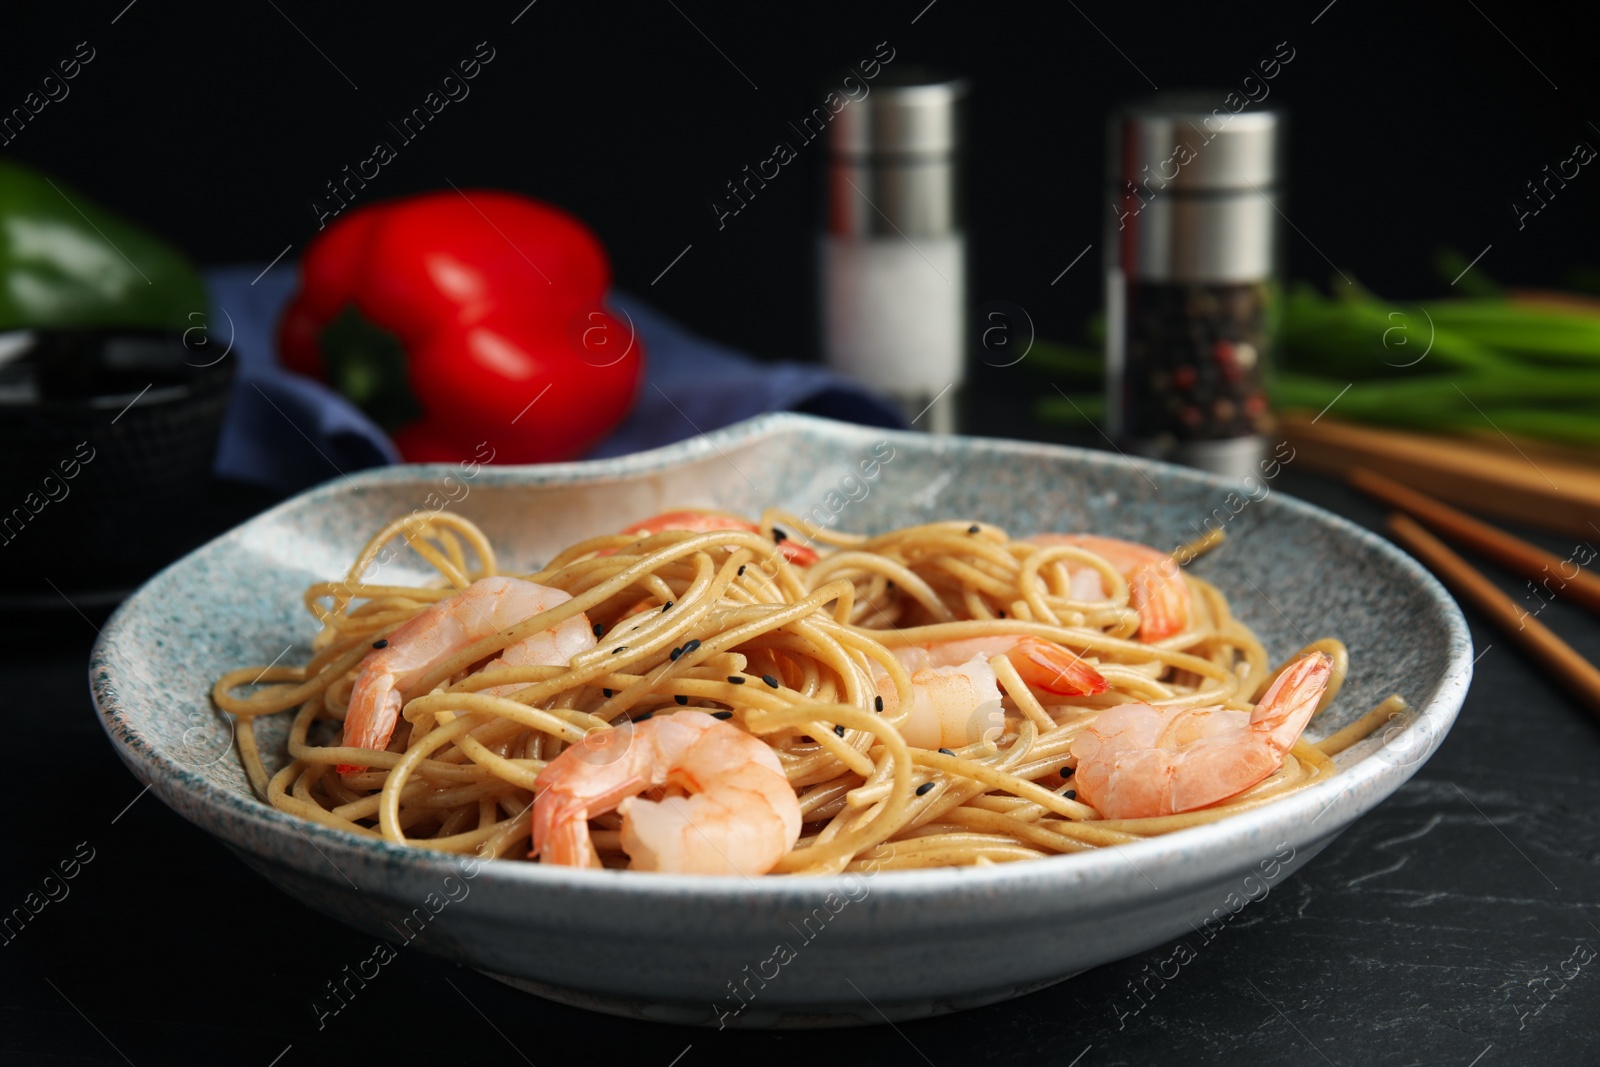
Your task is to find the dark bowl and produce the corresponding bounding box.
[0,329,234,597]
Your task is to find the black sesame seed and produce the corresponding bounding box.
[662,601,673,612]
[762,674,780,689]
[968,524,981,534]
[613,646,627,654]
[712,711,733,720]
[727,675,745,685]
[372,639,388,649]
[916,782,936,796]
[833,724,846,737]
[874,696,884,712]
[593,623,604,636]
[603,688,613,698]
[773,527,789,543]
[681,639,701,656]
[737,565,747,576]
[938,748,954,756]
[1061,766,1074,778]
[635,711,654,723]
[675,695,689,706]
[1063,789,1077,800]
[670,646,683,661]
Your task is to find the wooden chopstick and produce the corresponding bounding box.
[1387,513,1600,720]
[1280,411,1600,538]
[1351,468,1600,615]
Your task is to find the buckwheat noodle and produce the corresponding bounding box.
[214,511,1398,875]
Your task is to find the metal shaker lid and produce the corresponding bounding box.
[830,70,969,159]
[1109,93,1280,190]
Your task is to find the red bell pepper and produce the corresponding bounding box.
[278,190,643,464]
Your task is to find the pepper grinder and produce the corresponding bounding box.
[822,72,969,434]
[1105,96,1282,477]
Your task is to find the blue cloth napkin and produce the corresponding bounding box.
[205,265,904,490]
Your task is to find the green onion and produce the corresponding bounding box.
[1034,267,1600,449]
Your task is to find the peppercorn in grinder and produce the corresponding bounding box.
[1105,96,1283,477]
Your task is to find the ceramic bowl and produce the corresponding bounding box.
[90,413,1471,1027]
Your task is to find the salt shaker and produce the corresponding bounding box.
[1105,96,1282,476]
[822,73,968,433]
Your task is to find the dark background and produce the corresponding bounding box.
[5,0,1598,364]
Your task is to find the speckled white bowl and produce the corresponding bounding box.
[90,414,1471,1027]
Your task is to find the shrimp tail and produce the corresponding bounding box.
[533,771,646,866]
[1130,560,1188,641]
[1253,651,1334,748]
[338,680,402,774]
[532,794,613,869]
[532,725,648,866]
[1007,637,1110,696]
[776,540,819,566]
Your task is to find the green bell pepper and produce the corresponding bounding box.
[0,159,207,331]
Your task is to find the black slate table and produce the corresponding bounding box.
[3,442,1597,1066]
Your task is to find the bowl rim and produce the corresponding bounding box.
[0,326,235,413]
[90,412,1474,905]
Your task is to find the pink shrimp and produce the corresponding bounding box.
[340,576,594,771]
[1026,533,1190,641]
[910,636,1111,697]
[532,710,801,875]
[1069,652,1333,819]
[615,509,820,566]
[878,635,1109,750]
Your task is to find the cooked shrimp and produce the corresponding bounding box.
[532,710,801,875]
[1027,533,1190,641]
[619,509,819,566]
[878,636,1109,750]
[1070,652,1333,819]
[476,606,597,698]
[340,576,593,769]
